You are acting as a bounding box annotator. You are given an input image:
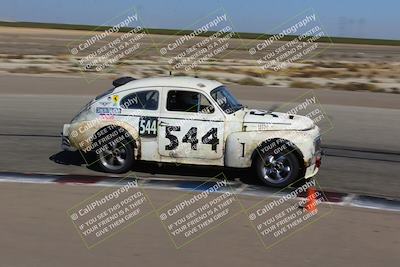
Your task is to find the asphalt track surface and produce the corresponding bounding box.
[0,73,399,198]
[1,182,399,267]
[0,73,400,266]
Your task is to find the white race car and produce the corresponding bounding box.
[62,76,321,187]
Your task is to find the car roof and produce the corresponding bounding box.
[113,76,223,94]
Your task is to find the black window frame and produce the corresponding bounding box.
[166,89,215,114]
[120,90,159,110]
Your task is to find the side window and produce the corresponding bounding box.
[166,90,214,113]
[120,90,159,110]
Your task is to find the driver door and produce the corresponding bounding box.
[158,88,224,161]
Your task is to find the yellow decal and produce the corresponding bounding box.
[112,95,119,104]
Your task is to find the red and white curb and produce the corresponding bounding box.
[0,172,399,213]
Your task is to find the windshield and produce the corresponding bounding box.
[210,86,242,114]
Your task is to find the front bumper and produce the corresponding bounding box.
[304,154,321,178]
[304,137,322,179]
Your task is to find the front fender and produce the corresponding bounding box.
[225,127,319,168]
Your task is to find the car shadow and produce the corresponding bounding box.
[131,161,258,184]
[49,151,87,166]
[49,150,262,186]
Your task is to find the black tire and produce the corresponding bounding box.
[253,143,300,188]
[94,126,134,174]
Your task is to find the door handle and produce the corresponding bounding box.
[159,121,169,127]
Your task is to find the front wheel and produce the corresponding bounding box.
[254,147,300,187]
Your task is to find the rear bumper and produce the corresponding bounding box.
[61,134,76,151]
[61,124,76,151]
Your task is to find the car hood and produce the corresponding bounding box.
[242,108,315,131]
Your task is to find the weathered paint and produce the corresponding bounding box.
[62,77,321,179]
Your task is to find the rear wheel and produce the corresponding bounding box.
[95,127,134,173]
[254,145,300,187]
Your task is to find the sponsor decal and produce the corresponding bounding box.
[96,107,121,114]
[99,102,112,106]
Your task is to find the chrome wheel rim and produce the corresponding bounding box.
[99,142,127,170]
[262,154,292,184]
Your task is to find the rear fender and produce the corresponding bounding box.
[68,120,140,159]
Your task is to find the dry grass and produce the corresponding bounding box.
[270,82,281,86]
[289,81,320,89]
[8,66,72,74]
[327,82,385,92]
[290,68,340,78]
[390,88,400,94]
[312,61,348,68]
[346,66,359,72]
[1,54,25,59]
[8,66,48,74]
[236,77,264,86]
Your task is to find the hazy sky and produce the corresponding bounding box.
[0,0,399,40]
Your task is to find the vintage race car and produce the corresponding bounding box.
[61,76,321,187]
